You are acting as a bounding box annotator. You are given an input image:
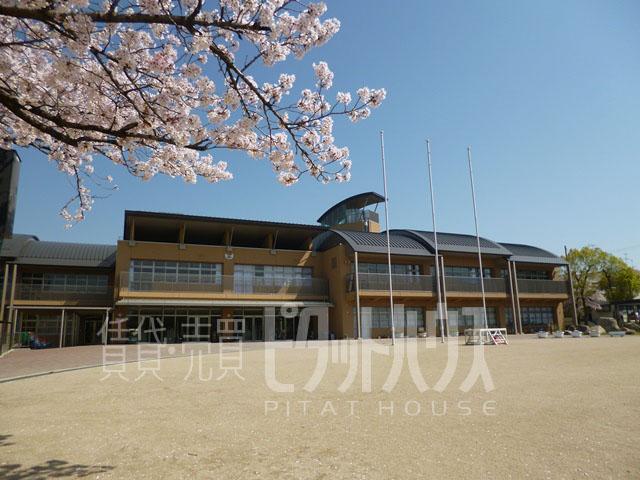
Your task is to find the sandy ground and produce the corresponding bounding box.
[0,335,639,479]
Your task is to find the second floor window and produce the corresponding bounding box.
[129,260,222,285]
[356,263,421,275]
[442,266,492,278]
[234,265,312,280]
[516,269,550,280]
[233,265,313,293]
[21,272,109,293]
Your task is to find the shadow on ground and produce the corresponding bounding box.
[0,434,114,479]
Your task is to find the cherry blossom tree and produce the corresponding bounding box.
[0,1,385,224]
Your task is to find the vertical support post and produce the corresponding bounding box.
[467,146,488,329]
[380,131,396,345]
[0,263,9,352]
[564,246,579,327]
[506,260,519,334]
[59,308,65,348]
[440,256,449,336]
[511,262,523,334]
[58,308,64,348]
[426,139,446,343]
[8,264,17,345]
[354,252,362,339]
[103,309,110,345]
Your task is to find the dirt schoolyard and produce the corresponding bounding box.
[0,335,639,479]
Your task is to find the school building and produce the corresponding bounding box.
[0,150,571,351]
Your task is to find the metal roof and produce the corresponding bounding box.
[317,192,384,224]
[0,234,39,258]
[1,236,116,268]
[124,210,326,230]
[314,229,433,257]
[398,230,512,256]
[499,243,567,265]
[125,210,324,234]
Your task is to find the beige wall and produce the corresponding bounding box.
[113,236,569,338]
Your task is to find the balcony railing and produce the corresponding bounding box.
[15,283,113,303]
[120,273,328,298]
[232,276,328,297]
[346,273,433,292]
[517,279,568,294]
[444,276,508,293]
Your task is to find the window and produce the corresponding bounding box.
[21,272,109,293]
[505,307,554,332]
[447,307,497,330]
[442,266,492,278]
[521,307,554,327]
[357,263,421,275]
[235,264,312,279]
[129,260,222,290]
[233,264,313,293]
[517,270,550,280]
[358,306,424,331]
[505,307,513,327]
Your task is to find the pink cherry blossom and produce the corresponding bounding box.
[0,0,385,223]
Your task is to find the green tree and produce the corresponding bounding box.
[565,247,640,320]
[599,255,640,303]
[564,247,608,320]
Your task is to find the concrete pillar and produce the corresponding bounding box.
[59,308,65,348]
[8,263,17,344]
[0,263,9,353]
[555,302,565,331]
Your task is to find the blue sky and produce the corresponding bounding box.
[13,0,640,265]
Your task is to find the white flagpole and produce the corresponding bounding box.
[426,140,446,343]
[467,146,488,329]
[380,131,396,345]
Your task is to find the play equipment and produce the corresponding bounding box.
[464,328,508,345]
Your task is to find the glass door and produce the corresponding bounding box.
[182,315,210,342]
[243,316,264,341]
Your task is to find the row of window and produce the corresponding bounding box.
[443,266,493,278]
[130,261,314,282]
[357,306,554,331]
[130,260,222,285]
[21,273,109,292]
[358,307,425,329]
[234,264,312,279]
[354,264,551,281]
[356,263,421,275]
[447,307,498,329]
[505,307,554,326]
[516,269,550,280]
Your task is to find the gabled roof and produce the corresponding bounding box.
[1,235,116,268]
[499,243,567,265]
[317,192,384,224]
[313,229,433,257]
[398,230,512,256]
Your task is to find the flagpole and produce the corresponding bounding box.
[467,146,488,329]
[426,140,446,343]
[380,131,396,345]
